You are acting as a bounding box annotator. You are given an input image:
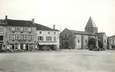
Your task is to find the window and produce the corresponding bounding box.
[38,36,43,41]
[31,28,35,32]
[39,31,42,34]
[15,34,18,40]
[23,27,28,32]
[78,40,80,43]
[28,28,31,32]
[46,36,52,41]
[12,34,15,41]
[9,34,12,40]
[54,32,56,34]
[31,35,34,41]
[20,27,23,32]
[0,28,3,32]
[85,40,87,43]
[11,27,15,32]
[0,36,3,40]
[112,40,114,44]
[23,35,27,40]
[54,37,56,41]
[16,27,20,31]
[17,34,20,40]
[104,40,106,43]
[48,32,50,34]
[20,34,24,40]
[28,35,32,41]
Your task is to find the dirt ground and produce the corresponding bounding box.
[0,49,115,72]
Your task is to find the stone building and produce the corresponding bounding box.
[35,24,60,50]
[60,16,107,50]
[108,35,115,49]
[0,16,37,51]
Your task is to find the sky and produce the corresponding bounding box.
[0,0,115,36]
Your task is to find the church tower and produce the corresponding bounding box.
[85,16,98,33]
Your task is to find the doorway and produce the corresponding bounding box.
[88,38,96,50]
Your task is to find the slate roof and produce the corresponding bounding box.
[85,16,97,28]
[0,19,7,26]
[0,19,35,27]
[35,23,59,31]
[0,19,59,31]
[70,30,95,35]
[64,28,95,35]
[97,32,106,35]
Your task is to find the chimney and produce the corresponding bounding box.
[5,15,8,24]
[32,18,34,24]
[53,24,55,29]
[5,15,8,20]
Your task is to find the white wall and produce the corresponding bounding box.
[37,30,60,48]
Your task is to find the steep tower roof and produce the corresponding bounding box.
[85,16,98,33]
[85,16,97,28]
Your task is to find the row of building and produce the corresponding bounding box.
[0,16,115,51]
[0,16,59,51]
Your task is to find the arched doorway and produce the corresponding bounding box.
[88,38,96,50]
[64,41,69,49]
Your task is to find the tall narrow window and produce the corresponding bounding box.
[85,40,87,43]
[16,27,20,31]
[20,27,23,32]
[28,28,31,32]
[0,36,3,41]
[12,27,15,32]
[54,37,56,41]
[12,34,15,41]
[78,40,80,43]
[15,34,18,40]
[38,36,43,41]
[46,36,52,41]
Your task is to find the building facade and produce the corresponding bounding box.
[60,28,96,49]
[60,16,107,50]
[35,24,60,50]
[0,16,60,51]
[108,35,115,49]
[0,16,37,51]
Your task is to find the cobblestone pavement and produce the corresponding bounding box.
[0,49,115,72]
